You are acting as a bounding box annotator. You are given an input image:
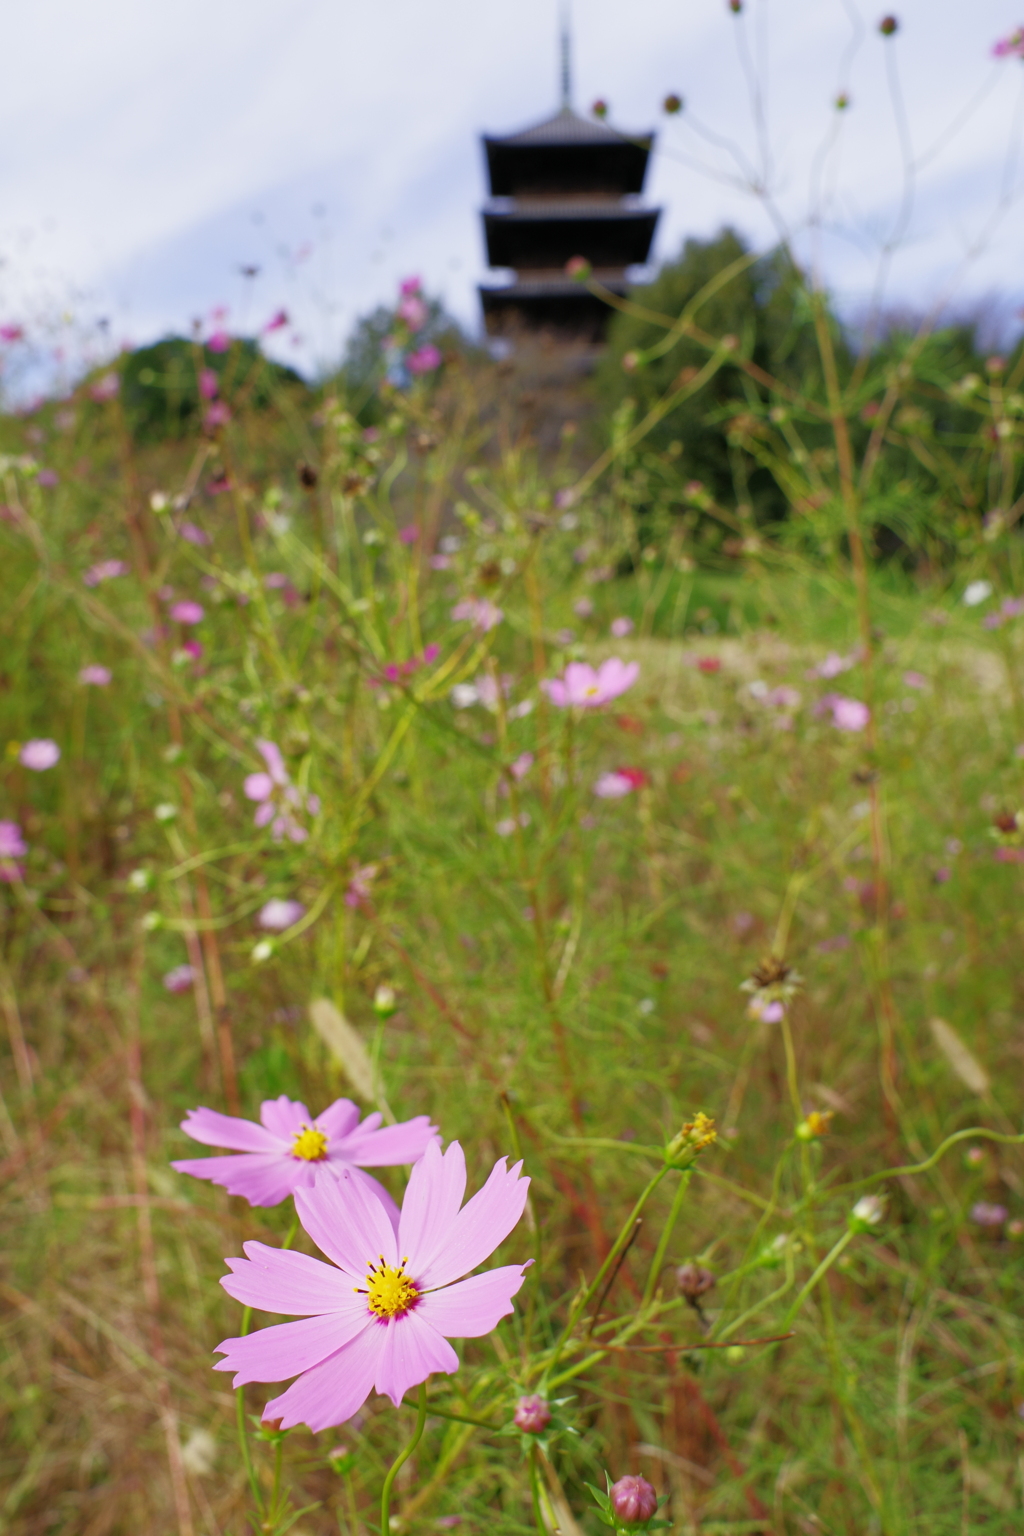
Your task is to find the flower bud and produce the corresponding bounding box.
[513,1395,551,1434]
[878,15,898,35]
[663,93,683,114]
[610,1475,658,1526]
[849,1194,885,1232]
[676,1263,716,1303]
[373,984,398,1018]
[154,803,177,822]
[796,1110,833,1141]
[565,255,592,281]
[728,0,742,12]
[591,98,609,120]
[252,938,274,963]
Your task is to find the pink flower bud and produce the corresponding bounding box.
[513,1395,551,1434]
[610,1475,658,1526]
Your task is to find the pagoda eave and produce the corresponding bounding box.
[483,207,659,270]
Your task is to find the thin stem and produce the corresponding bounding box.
[236,1305,262,1514]
[380,1381,428,1536]
[642,1169,693,1307]
[528,1443,547,1536]
[783,1228,854,1326]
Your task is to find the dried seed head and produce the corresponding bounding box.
[676,1263,716,1303]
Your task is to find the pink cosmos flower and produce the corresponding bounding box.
[163,964,196,994]
[574,597,594,619]
[89,372,120,402]
[610,616,634,638]
[204,401,231,429]
[509,752,534,781]
[180,521,210,546]
[213,1139,529,1429]
[994,28,1024,58]
[451,598,503,632]
[903,670,927,689]
[258,898,306,931]
[970,1201,1008,1227]
[408,344,442,374]
[0,820,27,882]
[243,739,319,843]
[0,324,25,343]
[396,295,428,331]
[207,329,230,353]
[170,600,204,625]
[79,664,112,686]
[830,697,870,732]
[398,525,419,545]
[83,559,128,586]
[542,658,639,708]
[174,1095,439,1217]
[345,863,378,909]
[199,368,219,400]
[263,309,289,333]
[37,469,59,488]
[594,767,647,799]
[400,275,422,296]
[20,739,60,770]
[807,651,853,680]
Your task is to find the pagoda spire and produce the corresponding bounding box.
[559,5,572,109]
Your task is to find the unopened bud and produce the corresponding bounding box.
[728,0,742,12]
[373,984,398,1018]
[610,1475,658,1526]
[879,15,898,35]
[513,1394,551,1434]
[591,98,609,120]
[622,351,641,374]
[252,939,274,963]
[849,1194,885,1231]
[663,93,683,115]
[676,1263,716,1303]
[835,92,850,109]
[565,255,592,282]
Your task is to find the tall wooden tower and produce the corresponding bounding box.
[478,36,659,343]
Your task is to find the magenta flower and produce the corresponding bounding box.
[213,1139,529,1429]
[542,658,639,708]
[179,521,210,546]
[204,401,231,429]
[594,768,646,799]
[451,598,503,632]
[243,738,319,842]
[399,275,422,296]
[610,1475,658,1526]
[610,616,634,638]
[174,1095,439,1218]
[78,664,112,686]
[807,651,853,680]
[994,28,1024,58]
[207,329,230,354]
[199,368,219,400]
[345,862,378,909]
[970,1201,1008,1227]
[0,324,25,343]
[263,309,289,332]
[37,469,59,488]
[509,752,534,781]
[514,1395,551,1433]
[89,372,120,402]
[170,600,204,625]
[163,964,196,994]
[20,739,60,770]
[397,295,428,331]
[258,898,306,931]
[0,820,27,882]
[398,524,419,545]
[830,697,870,732]
[83,559,128,586]
[408,344,442,374]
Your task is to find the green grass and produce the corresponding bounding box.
[2,360,1024,1536]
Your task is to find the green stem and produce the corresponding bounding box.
[236,1305,262,1514]
[783,1228,854,1326]
[380,1381,428,1536]
[641,1169,692,1306]
[528,1442,547,1536]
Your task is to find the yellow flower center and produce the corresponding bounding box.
[585,685,599,696]
[291,1125,329,1162]
[360,1256,419,1319]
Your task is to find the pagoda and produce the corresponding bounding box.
[478,40,659,343]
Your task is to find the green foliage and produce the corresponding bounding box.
[595,229,832,519]
[120,335,306,442]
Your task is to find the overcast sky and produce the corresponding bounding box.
[2,0,1024,388]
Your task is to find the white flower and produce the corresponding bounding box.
[850,1194,885,1229]
[963,580,993,607]
[450,683,479,709]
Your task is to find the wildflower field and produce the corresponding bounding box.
[3,295,1024,1536]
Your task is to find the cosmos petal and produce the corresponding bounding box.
[295,1166,398,1278]
[170,1153,300,1206]
[259,1096,311,1139]
[214,1305,370,1386]
[399,1140,467,1273]
[374,1310,459,1407]
[416,1156,529,1290]
[243,772,274,802]
[417,1264,529,1337]
[178,1105,280,1153]
[261,1324,382,1432]
[341,1113,439,1167]
[315,1098,363,1140]
[221,1241,355,1314]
